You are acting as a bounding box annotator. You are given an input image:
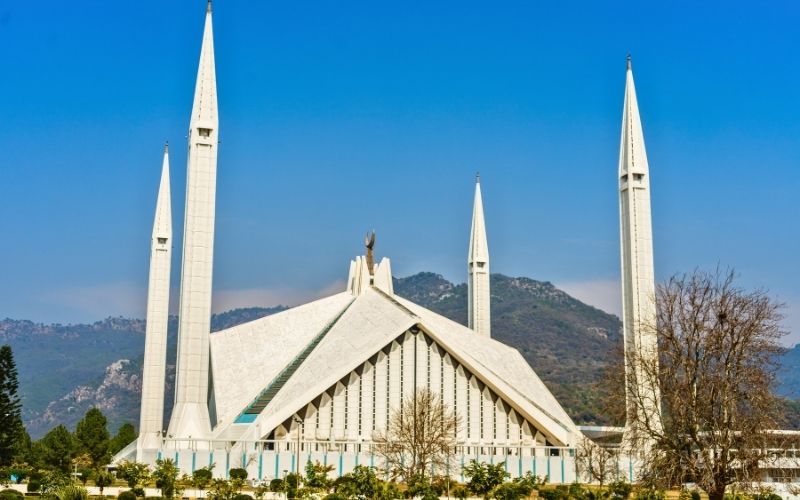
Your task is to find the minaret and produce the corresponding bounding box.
[138,144,172,458]
[168,0,218,439]
[468,174,491,337]
[618,56,661,447]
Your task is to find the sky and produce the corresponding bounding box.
[1,1,798,344]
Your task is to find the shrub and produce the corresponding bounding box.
[377,481,403,500]
[38,471,70,496]
[26,481,40,494]
[634,489,665,500]
[118,491,138,500]
[152,459,181,500]
[609,481,633,500]
[0,489,24,500]
[228,469,247,482]
[493,482,531,500]
[269,479,284,493]
[322,494,348,500]
[538,485,572,500]
[463,461,509,499]
[51,485,89,500]
[9,467,31,484]
[452,485,469,500]
[253,482,269,500]
[752,495,782,500]
[93,470,114,496]
[232,495,253,500]
[406,475,434,499]
[130,487,146,498]
[514,472,544,494]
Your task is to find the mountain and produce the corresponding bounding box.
[394,273,622,424]
[2,273,797,438]
[1,306,285,437]
[779,343,800,399]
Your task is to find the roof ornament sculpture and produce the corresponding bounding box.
[365,230,376,276]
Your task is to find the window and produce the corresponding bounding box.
[427,343,431,387]
[386,353,391,428]
[634,173,644,181]
[466,380,471,439]
[198,128,211,137]
[358,375,363,436]
[344,384,349,431]
[453,364,458,416]
[157,237,167,244]
[480,392,484,439]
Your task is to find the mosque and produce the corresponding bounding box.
[116,2,661,482]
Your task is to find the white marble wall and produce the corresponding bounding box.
[267,328,547,448]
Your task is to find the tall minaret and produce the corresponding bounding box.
[138,144,172,458]
[468,174,491,337]
[618,56,661,447]
[168,0,218,439]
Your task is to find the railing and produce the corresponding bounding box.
[144,437,584,482]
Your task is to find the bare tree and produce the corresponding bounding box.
[576,438,620,486]
[618,269,792,500]
[374,388,461,482]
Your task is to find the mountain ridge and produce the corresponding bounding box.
[2,272,796,437]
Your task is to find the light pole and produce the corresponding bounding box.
[292,417,303,479]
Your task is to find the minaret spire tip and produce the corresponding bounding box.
[475,171,480,183]
[207,0,212,13]
[164,141,169,153]
[626,54,632,70]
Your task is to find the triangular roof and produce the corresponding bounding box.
[210,277,579,446]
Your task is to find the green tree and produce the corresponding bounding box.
[152,458,182,500]
[192,465,214,496]
[38,425,75,472]
[74,408,110,467]
[11,428,32,466]
[72,453,92,485]
[334,466,379,499]
[304,461,334,491]
[462,460,508,499]
[39,470,71,495]
[208,478,239,500]
[92,469,114,496]
[109,424,137,456]
[227,468,247,495]
[115,460,151,490]
[0,345,24,467]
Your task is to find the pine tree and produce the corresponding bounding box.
[38,424,75,472]
[74,407,110,467]
[0,344,24,466]
[109,423,137,455]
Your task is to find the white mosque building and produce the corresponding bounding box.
[117,2,663,483]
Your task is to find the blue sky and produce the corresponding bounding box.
[1,1,798,344]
